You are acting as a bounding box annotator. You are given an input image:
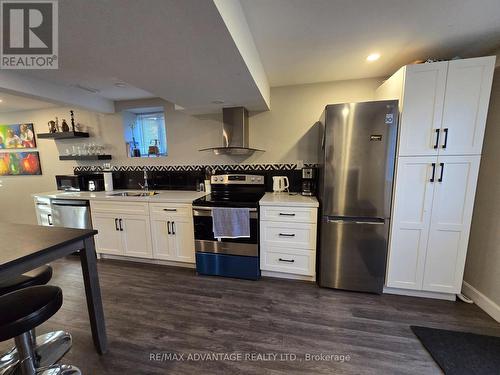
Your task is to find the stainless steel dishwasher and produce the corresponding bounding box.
[51,199,92,229]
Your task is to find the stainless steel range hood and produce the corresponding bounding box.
[199,106,264,155]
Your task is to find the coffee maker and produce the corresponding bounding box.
[301,167,316,196]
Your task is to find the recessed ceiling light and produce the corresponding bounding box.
[114,82,127,88]
[0,99,3,103]
[367,53,381,62]
[212,100,225,104]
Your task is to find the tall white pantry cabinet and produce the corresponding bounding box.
[376,56,496,298]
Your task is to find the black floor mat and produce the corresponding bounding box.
[411,325,500,375]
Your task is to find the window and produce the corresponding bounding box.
[127,112,168,157]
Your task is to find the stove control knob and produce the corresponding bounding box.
[251,177,255,181]
[213,177,218,182]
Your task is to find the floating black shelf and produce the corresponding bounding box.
[59,155,112,161]
[37,131,90,139]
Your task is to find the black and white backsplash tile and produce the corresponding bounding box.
[74,163,318,192]
[74,163,316,173]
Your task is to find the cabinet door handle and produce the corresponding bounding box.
[172,221,176,235]
[119,218,123,231]
[47,213,53,226]
[279,233,295,237]
[163,208,177,212]
[115,218,119,231]
[442,128,449,149]
[433,129,440,149]
[438,163,444,182]
[430,163,436,183]
[278,258,295,263]
[167,221,171,235]
[279,213,295,216]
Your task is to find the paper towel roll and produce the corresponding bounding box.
[104,172,113,192]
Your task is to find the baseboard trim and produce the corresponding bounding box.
[383,286,456,301]
[462,281,500,323]
[261,270,315,282]
[99,254,196,269]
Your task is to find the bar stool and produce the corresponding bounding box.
[0,286,81,375]
[0,267,72,373]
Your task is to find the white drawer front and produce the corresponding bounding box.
[261,247,315,276]
[150,203,191,219]
[261,222,316,249]
[260,206,317,223]
[90,201,149,215]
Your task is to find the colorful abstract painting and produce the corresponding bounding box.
[0,123,36,149]
[0,152,42,176]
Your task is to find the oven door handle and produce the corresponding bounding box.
[193,207,258,214]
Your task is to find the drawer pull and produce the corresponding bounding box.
[278,258,295,263]
[163,208,177,212]
[278,233,295,237]
[279,213,295,216]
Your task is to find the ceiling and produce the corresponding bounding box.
[15,0,268,113]
[240,0,500,86]
[0,92,57,113]
[5,0,500,113]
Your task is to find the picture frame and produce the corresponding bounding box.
[0,151,42,176]
[0,123,36,149]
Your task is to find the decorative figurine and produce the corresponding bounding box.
[61,119,70,132]
[55,117,60,132]
[48,120,57,133]
[70,110,76,132]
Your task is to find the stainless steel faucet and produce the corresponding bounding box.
[139,169,149,191]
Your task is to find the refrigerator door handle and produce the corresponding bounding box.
[326,217,385,225]
[355,221,385,225]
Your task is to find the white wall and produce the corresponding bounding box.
[0,77,381,224]
[464,62,500,314]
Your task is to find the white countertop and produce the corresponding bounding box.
[32,190,207,204]
[259,192,319,207]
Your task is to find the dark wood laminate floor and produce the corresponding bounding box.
[2,257,499,374]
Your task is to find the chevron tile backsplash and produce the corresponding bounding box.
[74,163,318,173]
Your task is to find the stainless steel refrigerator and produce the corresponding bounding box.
[317,100,398,294]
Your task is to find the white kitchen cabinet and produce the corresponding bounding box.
[34,197,53,226]
[149,203,195,263]
[91,213,123,255]
[90,201,152,258]
[440,57,495,156]
[260,222,317,250]
[376,56,495,157]
[386,157,435,290]
[260,206,317,223]
[422,155,481,293]
[387,155,481,294]
[260,201,318,280]
[398,62,448,157]
[381,55,495,299]
[121,215,153,258]
[261,246,315,276]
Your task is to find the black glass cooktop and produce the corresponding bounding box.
[193,192,264,208]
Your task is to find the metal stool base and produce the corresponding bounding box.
[39,364,81,375]
[0,331,72,375]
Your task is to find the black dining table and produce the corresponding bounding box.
[0,222,107,354]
